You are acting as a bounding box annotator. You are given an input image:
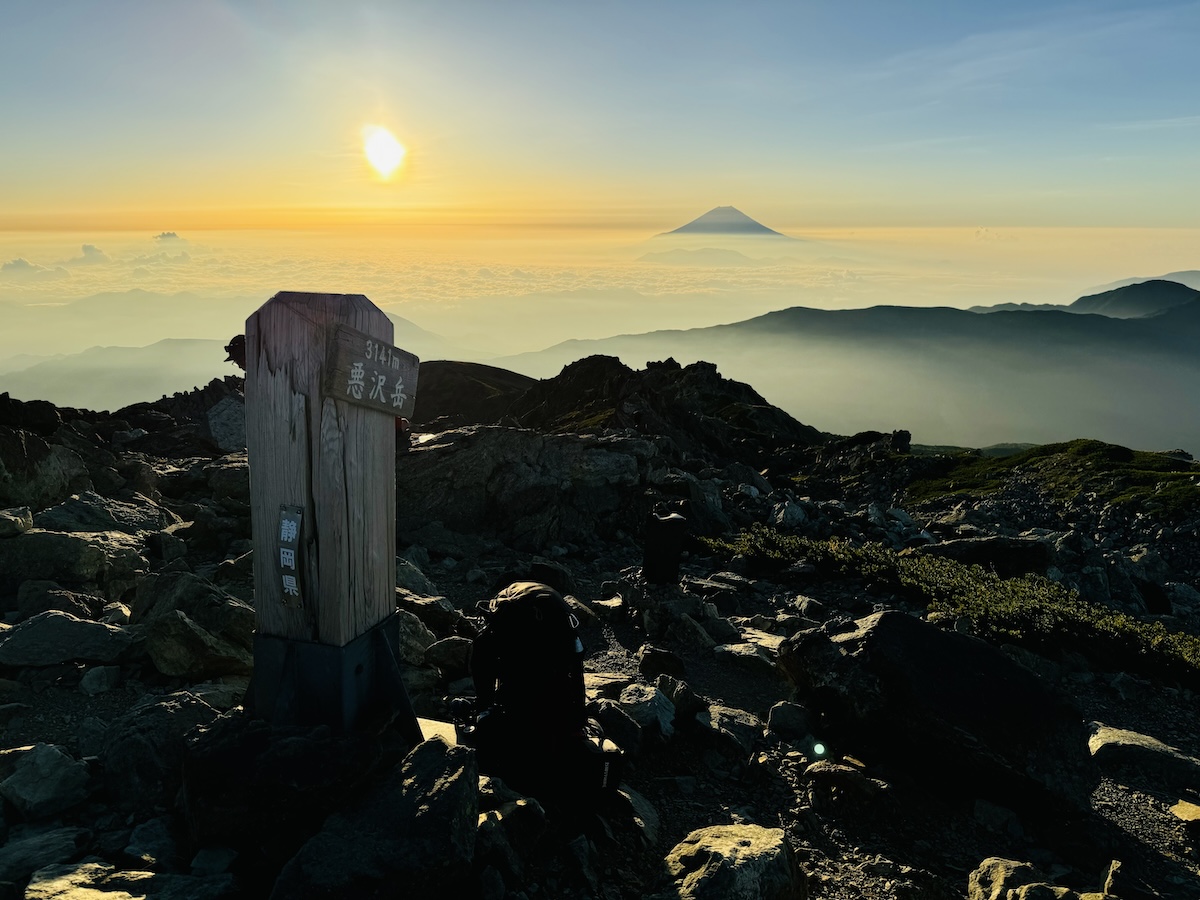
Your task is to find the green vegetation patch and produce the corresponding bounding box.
[704,524,1200,686]
[903,439,1200,521]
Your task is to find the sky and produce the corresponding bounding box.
[5,0,1200,231]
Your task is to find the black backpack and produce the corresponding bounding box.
[470,581,586,736]
[462,582,624,811]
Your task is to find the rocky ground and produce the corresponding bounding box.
[0,356,1199,898]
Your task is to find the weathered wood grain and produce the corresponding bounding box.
[245,292,399,646]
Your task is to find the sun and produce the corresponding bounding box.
[362,125,406,179]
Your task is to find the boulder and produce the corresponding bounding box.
[141,610,254,679]
[1086,722,1200,791]
[79,664,122,696]
[396,608,436,666]
[662,824,805,900]
[638,644,687,680]
[766,701,812,742]
[424,636,473,680]
[0,610,132,667]
[25,861,236,900]
[206,395,246,452]
[203,453,249,503]
[0,826,89,884]
[102,691,222,813]
[618,683,676,738]
[131,571,254,652]
[395,589,471,638]
[965,857,1113,900]
[125,815,180,870]
[394,426,652,549]
[0,743,91,818]
[0,505,33,538]
[33,490,180,535]
[695,705,763,759]
[396,556,438,596]
[270,737,477,899]
[777,610,1093,814]
[0,426,91,510]
[0,529,146,601]
[15,580,98,622]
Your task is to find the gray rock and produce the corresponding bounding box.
[771,500,807,529]
[141,610,254,680]
[206,395,246,453]
[396,556,438,596]
[394,426,653,549]
[15,580,97,623]
[25,861,236,900]
[0,826,88,883]
[766,701,812,741]
[125,815,179,870]
[0,426,91,510]
[966,858,1043,900]
[713,642,778,677]
[0,610,132,667]
[617,787,661,846]
[131,571,254,651]
[638,644,686,680]
[396,608,436,666]
[619,683,676,738]
[662,824,805,900]
[34,490,180,535]
[270,737,478,899]
[1087,721,1200,791]
[203,453,249,503]
[395,589,468,638]
[79,665,122,696]
[0,528,146,601]
[190,846,238,877]
[777,610,1093,813]
[424,635,473,679]
[102,691,222,813]
[0,743,91,819]
[655,675,706,721]
[695,705,763,759]
[0,505,33,538]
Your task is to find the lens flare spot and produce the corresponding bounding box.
[363,125,406,178]
[813,742,827,757]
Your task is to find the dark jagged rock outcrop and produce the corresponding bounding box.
[411,360,536,428]
[408,356,826,470]
[506,356,826,468]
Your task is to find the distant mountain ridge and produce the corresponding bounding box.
[971,279,1200,319]
[660,206,790,237]
[494,298,1200,451]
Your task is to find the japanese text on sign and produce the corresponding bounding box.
[324,324,419,418]
[277,505,304,608]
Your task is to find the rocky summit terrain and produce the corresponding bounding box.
[1,355,1199,899]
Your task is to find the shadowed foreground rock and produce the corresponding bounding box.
[270,736,478,899]
[777,611,1095,817]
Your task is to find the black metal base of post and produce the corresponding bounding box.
[245,613,423,744]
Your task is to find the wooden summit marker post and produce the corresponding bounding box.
[243,291,422,741]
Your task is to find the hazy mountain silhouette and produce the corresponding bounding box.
[0,339,233,411]
[660,206,791,237]
[495,299,1200,451]
[971,279,1200,318]
[1069,279,1200,318]
[1090,269,1200,293]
